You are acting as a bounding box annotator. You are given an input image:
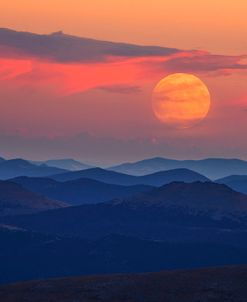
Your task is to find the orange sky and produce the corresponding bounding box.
[0,0,247,55]
[0,1,247,163]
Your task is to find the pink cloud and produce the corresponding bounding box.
[0,46,246,97]
[0,58,32,81]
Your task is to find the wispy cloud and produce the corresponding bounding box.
[97,84,141,94]
[163,53,247,73]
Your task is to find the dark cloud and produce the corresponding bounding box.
[97,84,142,94]
[162,53,247,73]
[0,28,178,63]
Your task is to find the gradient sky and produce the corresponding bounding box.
[1,0,247,55]
[0,1,246,164]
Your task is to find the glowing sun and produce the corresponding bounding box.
[152,73,211,128]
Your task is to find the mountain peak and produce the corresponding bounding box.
[117,181,247,214]
[0,180,67,216]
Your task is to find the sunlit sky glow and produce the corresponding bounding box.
[0,1,246,164]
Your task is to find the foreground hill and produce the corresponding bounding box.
[217,175,247,194]
[0,181,67,216]
[1,266,247,302]
[0,159,67,179]
[0,225,246,285]
[0,225,247,286]
[3,182,247,243]
[110,157,247,179]
[51,167,209,186]
[11,177,153,205]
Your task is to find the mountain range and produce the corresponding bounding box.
[51,167,209,186]
[2,155,247,181]
[110,157,247,179]
[1,154,247,288]
[11,176,153,205]
[3,182,247,244]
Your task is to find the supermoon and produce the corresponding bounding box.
[152,73,211,128]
